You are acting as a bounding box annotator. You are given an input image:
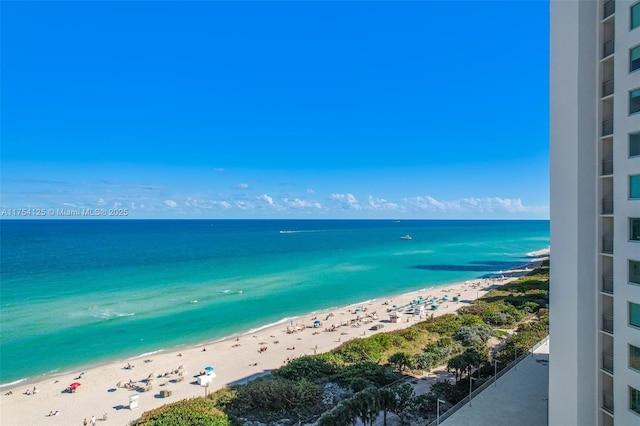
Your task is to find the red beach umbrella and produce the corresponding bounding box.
[70,382,81,388]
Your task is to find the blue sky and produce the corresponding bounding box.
[1,1,550,219]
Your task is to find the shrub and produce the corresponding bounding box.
[227,376,322,420]
[206,387,237,410]
[131,398,230,426]
[331,362,399,388]
[388,352,415,372]
[454,325,493,347]
[413,352,442,371]
[349,377,372,393]
[277,354,338,381]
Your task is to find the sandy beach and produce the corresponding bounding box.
[0,251,548,426]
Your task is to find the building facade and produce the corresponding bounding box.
[550,1,640,425]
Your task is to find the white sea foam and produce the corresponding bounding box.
[128,349,165,360]
[279,230,323,234]
[243,317,298,335]
[68,308,136,321]
[0,378,27,389]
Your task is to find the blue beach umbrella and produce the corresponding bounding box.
[205,366,214,371]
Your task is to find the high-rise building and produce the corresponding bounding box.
[550,1,640,425]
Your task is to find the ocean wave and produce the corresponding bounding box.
[393,249,434,256]
[0,378,27,389]
[279,230,323,234]
[333,264,371,272]
[243,317,298,335]
[128,349,165,360]
[68,308,136,321]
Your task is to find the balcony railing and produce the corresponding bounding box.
[602,353,614,373]
[602,391,614,414]
[602,315,614,334]
[602,119,613,136]
[602,275,614,294]
[602,159,613,175]
[602,79,614,97]
[602,238,614,254]
[603,39,615,58]
[602,198,614,214]
[604,1,615,19]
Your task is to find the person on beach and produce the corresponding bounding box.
[90,415,96,425]
[83,418,88,425]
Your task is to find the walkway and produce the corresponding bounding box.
[441,340,549,426]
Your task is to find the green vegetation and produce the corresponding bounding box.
[133,260,549,425]
[130,398,230,426]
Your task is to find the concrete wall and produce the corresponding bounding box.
[549,1,598,425]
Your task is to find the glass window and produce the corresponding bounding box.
[631,302,640,328]
[630,260,640,284]
[632,175,640,199]
[631,132,640,157]
[632,386,640,415]
[631,218,640,241]
[631,89,640,114]
[633,3,640,30]
[632,46,640,72]
[631,345,640,371]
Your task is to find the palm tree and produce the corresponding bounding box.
[446,354,468,383]
[376,388,397,426]
[318,400,357,426]
[388,383,415,425]
[351,388,380,425]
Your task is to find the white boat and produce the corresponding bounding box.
[400,234,412,240]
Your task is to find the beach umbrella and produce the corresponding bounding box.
[392,304,398,308]
[204,366,214,371]
[314,320,321,324]
[70,382,81,388]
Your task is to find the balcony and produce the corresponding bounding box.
[602,198,614,214]
[602,353,614,373]
[602,391,614,414]
[602,238,614,254]
[602,315,614,334]
[604,0,615,19]
[602,79,614,97]
[603,39,615,58]
[602,275,614,294]
[602,159,613,175]
[602,119,613,136]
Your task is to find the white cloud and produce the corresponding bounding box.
[259,194,274,205]
[330,193,362,210]
[306,188,315,194]
[96,198,106,205]
[164,199,178,208]
[368,195,402,211]
[234,183,250,189]
[216,201,232,209]
[403,196,548,215]
[235,201,253,210]
[256,194,286,211]
[285,198,323,209]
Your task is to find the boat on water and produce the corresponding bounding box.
[400,234,412,240]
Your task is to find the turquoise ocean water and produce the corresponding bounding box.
[0,219,549,386]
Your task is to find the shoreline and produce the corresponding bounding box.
[0,250,548,425]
